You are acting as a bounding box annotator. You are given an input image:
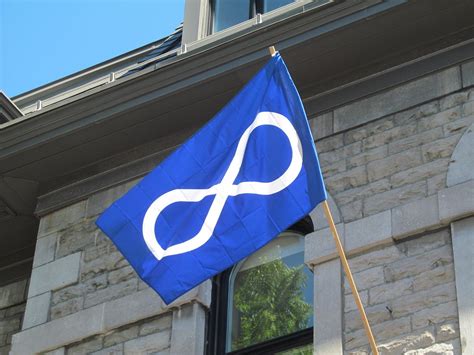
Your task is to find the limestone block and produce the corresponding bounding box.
[340,199,363,223]
[90,344,123,355]
[55,219,98,258]
[169,303,206,355]
[418,106,461,132]
[43,347,65,355]
[304,224,344,266]
[451,217,474,355]
[461,59,474,88]
[383,245,453,282]
[439,91,469,111]
[391,283,456,320]
[412,264,455,293]
[65,335,103,354]
[436,322,459,342]
[315,133,343,153]
[309,111,333,140]
[10,304,105,355]
[367,147,422,183]
[364,181,427,216]
[334,67,461,132]
[28,253,81,298]
[369,278,413,306]
[38,201,87,237]
[335,178,391,206]
[438,180,474,223]
[421,134,461,162]
[345,211,392,252]
[427,174,446,196]
[405,342,454,355]
[348,244,403,273]
[0,318,20,335]
[84,278,137,308]
[347,145,388,170]
[139,313,172,336]
[446,122,474,186]
[391,195,440,239]
[50,297,83,320]
[344,290,368,313]
[103,325,138,348]
[390,159,450,189]
[325,166,367,193]
[412,301,458,329]
[314,259,343,355]
[33,233,57,267]
[377,329,435,355]
[344,266,384,293]
[22,292,51,329]
[345,317,411,350]
[86,179,138,218]
[443,114,474,136]
[0,280,27,309]
[388,127,443,155]
[124,331,170,354]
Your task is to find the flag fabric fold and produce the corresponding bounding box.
[96,53,327,304]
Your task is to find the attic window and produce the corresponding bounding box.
[212,0,294,32]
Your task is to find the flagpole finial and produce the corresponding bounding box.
[268,46,277,57]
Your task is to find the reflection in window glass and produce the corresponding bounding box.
[263,0,294,12]
[226,232,313,352]
[213,0,251,32]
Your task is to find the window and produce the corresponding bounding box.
[212,0,295,32]
[207,217,314,354]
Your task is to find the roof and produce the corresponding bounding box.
[9,24,183,117]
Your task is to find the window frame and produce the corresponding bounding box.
[206,217,314,355]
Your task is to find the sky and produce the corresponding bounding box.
[0,0,185,98]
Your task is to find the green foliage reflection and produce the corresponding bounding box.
[232,258,311,350]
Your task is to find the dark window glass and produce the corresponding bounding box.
[262,0,294,12]
[212,0,296,32]
[213,0,252,32]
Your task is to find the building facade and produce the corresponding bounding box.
[1,0,474,354]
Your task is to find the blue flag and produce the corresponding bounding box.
[96,53,327,304]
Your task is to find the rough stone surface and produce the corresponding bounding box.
[334,67,461,132]
[38,201,87,237]
[461,59,474,88]
[345,211,392,252]
[170,303,206,355]
[0,280,27,309]
[123,331,170,354]
[33,233,57,267]
[310,111,333,140]
[439,179,474,222]
[446,122,474,186]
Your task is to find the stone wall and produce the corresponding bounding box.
[344,229,459,354]
[12,183,210,355]
[306,60,474,355]
[0,279,28,354]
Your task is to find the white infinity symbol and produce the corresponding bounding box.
[142,111,303,260]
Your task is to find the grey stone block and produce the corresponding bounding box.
[451,217,474,355]
[446,122,474,186]
[169,303,206,355]
[314,259,343,355]
[0,280,27,309]
[392,195,440,239]
[334,67,462,132]
[37,201,87,237]
[345,211,392,252]
[10,304,105,355]
[438,179,474,223]
[86,179,138,218]
[22,292,51,330]
[91,344,123,355]
[43,347,65,355]
[309,111,333,140]
[461,59,474,88]
[304,223,344,266]
[309,194,341,231]
[33,233,57,268]
[28,253,81,297]
[124,331,170,354]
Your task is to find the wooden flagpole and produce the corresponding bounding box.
[267,45,379,355]
[322,201,379,355]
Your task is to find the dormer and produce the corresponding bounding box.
[0,91,23,124]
